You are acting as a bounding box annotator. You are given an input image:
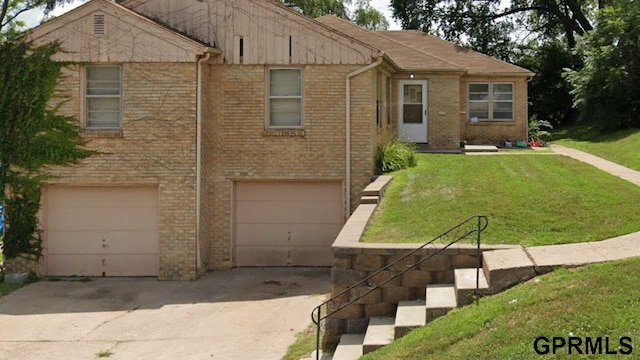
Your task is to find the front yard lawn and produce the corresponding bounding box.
[362,154,640,246]
[550,126,640,171]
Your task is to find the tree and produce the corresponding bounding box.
[281,0,352,19]
[280,0,389,30]
[516,41,577,126]
[565,0,640,129]
[389,0,600,51]
[0,0,74,38]
[353,2,389,30]
[1,1,95,261]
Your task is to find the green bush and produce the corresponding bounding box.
[375,140,417,174]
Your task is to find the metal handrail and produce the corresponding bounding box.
[311,215,488,359]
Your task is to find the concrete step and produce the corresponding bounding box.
[425,284,457,322]
[332,334,365,360]
[362,175,393,197]
[394,300,426,339]
[362,317,395,355]
[454,268,489,306]
[359,195,379,205]
[482,248,536,293]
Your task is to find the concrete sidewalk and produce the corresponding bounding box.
[550,144,640,186]
[484,144,640,285]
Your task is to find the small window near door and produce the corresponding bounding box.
[268,68,303,128]
[85,65,122,129]
[468,83,513,121]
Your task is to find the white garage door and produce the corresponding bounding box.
[235,181,343,266]
[44,186,159,276]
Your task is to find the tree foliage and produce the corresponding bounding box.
[389,0,598,50]
[280,0,389,30]
[1,2,96,260]
[353,2,389,30]
[517,41,577,126]
[0,0,74,39]
[565,0,640,129]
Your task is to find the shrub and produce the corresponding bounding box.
[375,140,417,174]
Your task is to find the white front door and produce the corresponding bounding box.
[398,80,428,143]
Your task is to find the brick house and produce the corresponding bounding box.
[28,0,533,280]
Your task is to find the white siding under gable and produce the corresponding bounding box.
[124,0,377,65]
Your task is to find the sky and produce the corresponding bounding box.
[20,0,402,30]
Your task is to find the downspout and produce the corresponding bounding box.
[345,52,384,222]
[196,49,213,273]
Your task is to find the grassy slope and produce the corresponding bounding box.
[550,126,640,171]
[363,258,640,360]
[362,154,640,246]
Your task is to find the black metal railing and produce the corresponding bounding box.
[311,215,488,359]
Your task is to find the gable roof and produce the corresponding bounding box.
[316,15,533,76]
[121,0,380,65]
[28,0,218,62]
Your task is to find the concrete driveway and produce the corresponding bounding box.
[0,267,330,360]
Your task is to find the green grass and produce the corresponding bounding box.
[363,258,640,360]
[0,282,23,298]
[282,324,322,360]
[549,125,640,171]
[362,154,640,246]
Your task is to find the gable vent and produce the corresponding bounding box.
[93,14,105,36]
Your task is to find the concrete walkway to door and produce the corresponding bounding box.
[0,267,330,360]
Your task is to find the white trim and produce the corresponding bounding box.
[398,79,428,143]
[467,82,514,122]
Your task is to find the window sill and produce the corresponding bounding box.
[81,129,124,138]
[263,129,306,137]
[468,120,514,125]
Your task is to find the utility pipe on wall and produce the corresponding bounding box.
[345,53,385,222]
[196,48,213,273]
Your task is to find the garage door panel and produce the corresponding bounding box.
[236,201,342,225]
[235,246,290,267]
[235,181,343,266]
[289,224,343,245]
[45,186,159,277]
[47,230,159,254]
[48,207,157,231]
[235,182,342,202]
[47,254,158,276]
[47,187,158,208]
[235,224,290,246]
[47,255,104,276]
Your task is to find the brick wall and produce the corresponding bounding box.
[460,77,529,145]
[47,63,199,280]
[201,64,380,269]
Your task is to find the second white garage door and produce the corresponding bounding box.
[44,186,159,276]
[234,181,343,266]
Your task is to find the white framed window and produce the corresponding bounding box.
[85,65,121,129]
[268,68,303,128]
[468,83,513,121]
